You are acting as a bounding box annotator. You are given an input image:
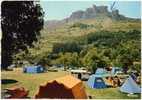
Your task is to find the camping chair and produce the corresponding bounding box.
[4,86,29,98]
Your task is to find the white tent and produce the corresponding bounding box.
[120,76,141,94]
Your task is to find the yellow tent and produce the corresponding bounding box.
[35,75,87,99]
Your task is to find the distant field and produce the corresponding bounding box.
[1,68,141,99]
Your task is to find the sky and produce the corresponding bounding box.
[40,1,141,21]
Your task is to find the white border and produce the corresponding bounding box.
[0,0,141,100]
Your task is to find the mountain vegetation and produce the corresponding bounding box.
[4,4,140,73]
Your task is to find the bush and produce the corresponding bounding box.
[52,42,82,53]
[70,22,93,29]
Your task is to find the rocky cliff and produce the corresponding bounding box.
[45,4,137,29]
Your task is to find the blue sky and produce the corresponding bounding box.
[40,1,141,20]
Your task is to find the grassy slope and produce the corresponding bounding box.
[1,69,141,99]
[27,19,140,56]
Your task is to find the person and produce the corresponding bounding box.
[78,73,82,79]
[113,76,121,87]
[117,77,121,86]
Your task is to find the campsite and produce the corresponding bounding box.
[1,1,141,99]
[1,67,141,99]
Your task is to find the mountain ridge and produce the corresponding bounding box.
[44,4,140,30]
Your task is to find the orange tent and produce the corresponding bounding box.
[35,75,87,99]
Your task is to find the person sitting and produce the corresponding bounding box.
[113,76,121,87]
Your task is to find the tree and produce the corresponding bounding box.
[114,40,140,73]
[82,48,108,73]
[1,1,44,69]
[54,52,81,70]
[116,54,132,74]
[52,42,81,54]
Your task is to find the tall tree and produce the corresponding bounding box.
[82,48,108,73]
[1,1,44,69]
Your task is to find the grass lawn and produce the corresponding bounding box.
[1,68,141,99]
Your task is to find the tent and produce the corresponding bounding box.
[95,68,107,75]
[120,76,141,94]
[130,73,137,82]
[111,67,122,75]
[95,68,111,77]
[23,65,44,73]
[87,74,107,89]
[35,75,87,99]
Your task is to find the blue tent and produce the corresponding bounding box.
[120,76,141,94]
[95,68,111,77]
[130,73,137,82]
[95,68,107,75]
[87,74,107,89]
[23,65,44,73]
[111,67,122,75]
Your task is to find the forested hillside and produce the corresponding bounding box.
[14,17,141,73]
[11,4,141,73]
